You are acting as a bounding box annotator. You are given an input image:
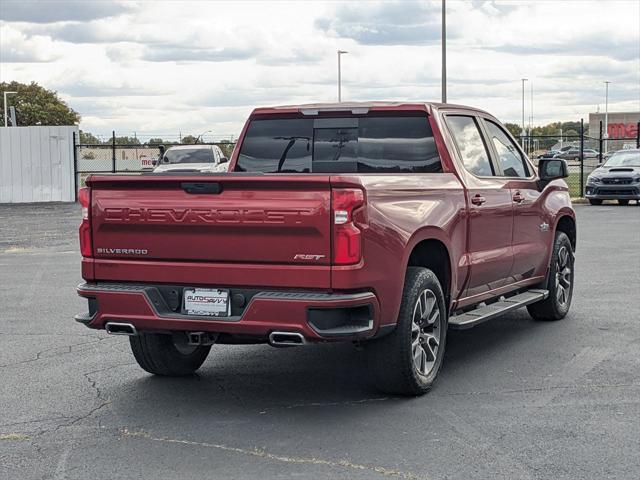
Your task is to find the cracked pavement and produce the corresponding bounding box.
[1,202,639,479]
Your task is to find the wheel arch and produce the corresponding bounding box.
[555,214,577,249]
[406,238,452,311]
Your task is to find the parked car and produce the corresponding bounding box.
[554,148,599,161]
[153,144,229,173]
[75,102,575,396]
[538,149,561,159]
[585,149,640,205]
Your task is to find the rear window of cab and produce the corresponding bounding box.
[235,115,442,174]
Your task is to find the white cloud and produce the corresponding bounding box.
[0,0,638,138]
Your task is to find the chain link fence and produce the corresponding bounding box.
[74,122,639,199]
[74,135,236,195]
[521,120,639,198]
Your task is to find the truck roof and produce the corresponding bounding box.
[251,101,492,116]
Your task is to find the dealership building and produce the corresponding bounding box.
[589,111,640,151]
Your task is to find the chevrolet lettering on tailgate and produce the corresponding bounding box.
[103,207,315,225]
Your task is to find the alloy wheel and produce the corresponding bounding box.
[555,246,573,307]
[411,289,441,376]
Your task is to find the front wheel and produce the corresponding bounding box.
[588,199,603,205]
[129,332,211,376]
[366,267,447,396]
[527,232,574,321]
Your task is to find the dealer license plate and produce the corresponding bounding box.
[183,288,229,317]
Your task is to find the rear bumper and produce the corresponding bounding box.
[76,282,382,342]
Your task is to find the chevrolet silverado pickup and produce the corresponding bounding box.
[75,102,576,395]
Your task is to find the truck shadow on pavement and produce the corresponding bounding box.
[110,310,553,426]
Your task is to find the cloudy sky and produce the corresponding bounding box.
[1,0,638,140]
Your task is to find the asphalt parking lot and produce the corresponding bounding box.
[1,202,639,480]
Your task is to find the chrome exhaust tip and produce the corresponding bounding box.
[105,322,138,336]
[268,331,307,347]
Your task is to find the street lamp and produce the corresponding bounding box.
[3,91,17,127]
[604,81,611,142]
[521,78,528,147]
[196,130,212,144]
[442,0,447,103]
[337,50,348,102]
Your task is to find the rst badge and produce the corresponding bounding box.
[293,254,326,261]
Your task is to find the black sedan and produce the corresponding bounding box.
[585,149,640,205]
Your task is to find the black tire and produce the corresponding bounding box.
[618,199,629,206]
[366,267,447,396]
[527,232,574,321]
[129,332,211,376]
[588,199,603,205]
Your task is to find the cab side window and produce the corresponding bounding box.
[446,115,494,177]
[485,120,529,178]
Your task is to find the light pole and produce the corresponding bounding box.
[441,0,447,103]
[604,81,610,144]
[196,129,212,144]
[529,81,533,152]
[3,91,17,127]
[521,78,528,147]
[337,50,348,102]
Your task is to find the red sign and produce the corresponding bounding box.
[608,123,638,139]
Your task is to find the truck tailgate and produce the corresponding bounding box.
[87,175,332,285]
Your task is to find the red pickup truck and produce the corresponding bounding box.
[75,102,576,395]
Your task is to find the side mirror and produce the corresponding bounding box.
[158,144,166,156]
[538,158,569,188]
[151,159,158,167]
[219,157,228,164]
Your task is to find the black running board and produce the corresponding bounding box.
[449,289,549,330]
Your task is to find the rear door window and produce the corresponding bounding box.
[235,116,442,173]
[484,120,529,177]
[446,115,494,177]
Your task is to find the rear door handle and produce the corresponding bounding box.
[512,192,524,203]
[471,194,486,206]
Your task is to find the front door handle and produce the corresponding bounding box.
[471,194,486,206]
[512,192,524,203]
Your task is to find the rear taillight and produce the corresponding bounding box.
[332,188,364,265]
[78,187,92,257]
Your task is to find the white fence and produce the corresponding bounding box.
[0,126,78,203]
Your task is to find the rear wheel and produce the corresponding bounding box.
[588,199,603,205]
[366,267,447,396]
[527,232,574,321]
[129,332,211,376]
[618,199,629,206]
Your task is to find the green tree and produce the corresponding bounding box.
[181,135,197,144]
[114,136,141,145]
[147,138,165,145]
[0,81,80,126]
[79,130,103,144]
[504,123,522,138]
[218,140,236,158]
